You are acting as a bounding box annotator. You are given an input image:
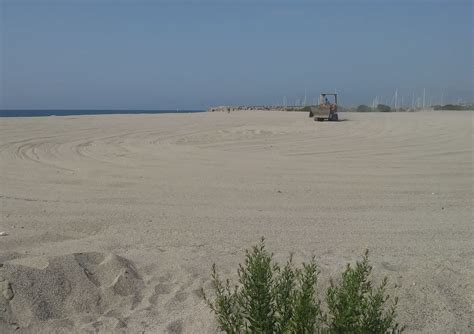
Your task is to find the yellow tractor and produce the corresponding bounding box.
[309,93,339,121]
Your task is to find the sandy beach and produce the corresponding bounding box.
[0,110,472,333]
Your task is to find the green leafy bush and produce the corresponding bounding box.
[325,250,403,333]
[206,238,403,333]
[356,105,373,112]
[432,104,471,111]
[376,104,392,112]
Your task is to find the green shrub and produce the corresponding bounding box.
[326,250,403,333]
[432,104,471,111]
[376,104,392,112]
[356,105,373,112]
[206,238,403,333]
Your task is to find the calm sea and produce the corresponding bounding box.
[0,110,204,117]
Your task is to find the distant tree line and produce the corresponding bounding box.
[432,104,472,111]
[351,103,473,112]
[355,104,392,112]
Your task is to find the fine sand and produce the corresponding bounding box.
[0,111,472,333]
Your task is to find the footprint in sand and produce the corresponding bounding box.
[166,319,183,334]
[148,283,173,305]
[147,274,198,313]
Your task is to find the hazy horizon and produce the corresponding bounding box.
[1,0,472,110]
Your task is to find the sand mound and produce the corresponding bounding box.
[0,252,143,332]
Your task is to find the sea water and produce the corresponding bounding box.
[0,110,204,117]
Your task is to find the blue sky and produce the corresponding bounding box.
[1,0,472,109]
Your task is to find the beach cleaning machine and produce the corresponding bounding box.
[309,93,339,121]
